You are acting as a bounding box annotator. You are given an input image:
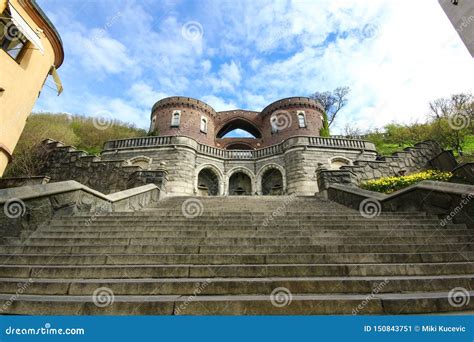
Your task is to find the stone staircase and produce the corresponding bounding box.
[0,195,473,315]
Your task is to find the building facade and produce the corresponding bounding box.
[439,0,474,57]
[0,0,63,176]
[34,96,445,197]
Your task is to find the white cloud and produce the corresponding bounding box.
[201,95,237,111]
[33,0,474,135]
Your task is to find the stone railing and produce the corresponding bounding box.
[0,181,160,234]
[316,141,444,189]
[308,137,368,150]
[104,135,375,160]
[104,136,173,150]
[326,181,474,229]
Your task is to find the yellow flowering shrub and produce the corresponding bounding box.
[360,170,452,194]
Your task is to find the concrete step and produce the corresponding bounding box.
[6,236,472,246]
[0,291,472,315]
[22,229,474,239]
[41,223,466,231]
[2,262,473,278]
[0,243,472,255]
[61,212,428,217]
[0,275,471,296]
[0,251,472,265]
[50,217,441,224]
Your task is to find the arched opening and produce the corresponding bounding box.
[197,168,220,196]
[128,156,152,170]
[228,172,252,195]
[261,168,284,195]
[217,119,262,139]
[329,157,351,170]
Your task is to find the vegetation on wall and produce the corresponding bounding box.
[363,92,474,160]
[4,113,146,177]
[360,170,453,194]
[319,111,330,137]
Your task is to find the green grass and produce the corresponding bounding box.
[374,143,413,156]
[372,135,474,160]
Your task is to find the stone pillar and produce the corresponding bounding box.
[316,166,358,191]
[284,147,318,195]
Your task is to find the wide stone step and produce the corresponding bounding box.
[0,291,472,315]
[1,275,472,295]
[41,223,466,231]
[0,242,472,255]
[0,251,472,265]
[50,217,441,224]
[6,236,471,246]
[2,262,473,278]
[24,230,474,239]
[62,212,427,217]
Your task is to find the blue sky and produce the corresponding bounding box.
[35,0,474,134]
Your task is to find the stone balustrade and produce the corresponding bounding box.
[103,135,375,160]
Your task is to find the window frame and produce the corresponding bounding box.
[0,10,29,63]
[200,116,208,133]
[297,111,307,128]
[170,110,181,127]
[270,116,278,134]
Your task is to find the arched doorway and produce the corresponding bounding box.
[261,168,284,195]
[197,168,220,196]
[228,172,252,195]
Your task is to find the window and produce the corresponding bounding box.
[0,11,28,62]
[297,111,306,128]
[171,110,181,127]
[150,116,156,132]
[200,116,208,133]
[270,117,278,134]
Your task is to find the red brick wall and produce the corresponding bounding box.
[151,97,324,148]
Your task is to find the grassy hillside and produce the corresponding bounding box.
[367,135,474,160]
[4,113,147,177]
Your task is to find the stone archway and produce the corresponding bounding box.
[261,169,284,195]
[226,167,256,195]
[257,164,286,195]
[195,165,223,196]
[127,156,152,170]
[228,172,252,195]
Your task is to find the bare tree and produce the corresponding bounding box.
[343,123,362,138]
[310,87,350,127]
[429,92,473,119]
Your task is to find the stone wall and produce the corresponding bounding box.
[317,141,444,191]
[0,176,50,189]
[0,181,160,236]
[326,181,474,229]
[99,135,376,196]
[37,140,166,194]
[39,136,388,196]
